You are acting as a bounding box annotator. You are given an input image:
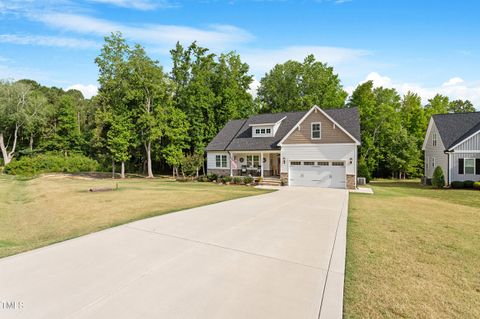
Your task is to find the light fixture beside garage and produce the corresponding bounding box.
[349,158,353,164]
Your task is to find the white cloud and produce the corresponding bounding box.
[66,84,98,99]
[88,0,173,10]
[360,72,480,108]
[442,77,464,86]
[0,34,98,49]
[32,12,254,51]
[241,45,370,78]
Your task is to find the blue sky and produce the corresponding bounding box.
[1,0,479,106]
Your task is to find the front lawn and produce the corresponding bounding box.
[345,180,480,318]
[0,174,272,258]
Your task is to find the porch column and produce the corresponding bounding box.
[229,152,233,177]
[260,152,264,178]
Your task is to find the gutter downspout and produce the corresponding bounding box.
[444,149,453,186]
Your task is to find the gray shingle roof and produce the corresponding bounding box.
[432,112,480,149]
[206,107,361,151]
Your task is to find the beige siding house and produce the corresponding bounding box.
[423,112,480,184]
[206,105,361,189]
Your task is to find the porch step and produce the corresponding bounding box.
[258,178,282,186]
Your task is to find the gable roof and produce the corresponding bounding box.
[431,112,480,150]
[206,107,361,151]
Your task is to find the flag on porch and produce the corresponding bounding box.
[231,157,237,169]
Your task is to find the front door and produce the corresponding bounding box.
[270,154,280,176]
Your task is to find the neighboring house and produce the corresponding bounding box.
[422,112,480,184]
[205,105,361,189]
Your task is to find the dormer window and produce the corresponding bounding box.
[311,122,321,140]
[252,126,274,137]
[432,133,437,146]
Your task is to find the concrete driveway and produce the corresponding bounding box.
[0,187,348,319]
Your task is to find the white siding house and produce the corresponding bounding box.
[206,106,361,189]
[423,112,480,184]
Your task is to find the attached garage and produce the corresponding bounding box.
[289,161,346,188]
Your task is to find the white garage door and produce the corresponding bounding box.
[289,161,346,188]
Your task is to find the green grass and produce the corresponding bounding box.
[0,174,273,258]
[344,180,480,318]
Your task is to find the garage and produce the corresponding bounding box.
[289,161,346,188]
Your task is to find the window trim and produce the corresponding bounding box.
[331,161,345,166]
[464,158,475,175]
[215,154,228,168]
[311,122,322,140]
[246,155,260,168]
[432,132,437,146]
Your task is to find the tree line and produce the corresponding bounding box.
[0,32,476,179]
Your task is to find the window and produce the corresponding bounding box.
[432,133,437,146]
[246,155,260,168]
[425,157,429,169]
[317,161,329,166]
[215,155,227,168]
[255,129,260,134]
[332,161,344,166]
[303,161,315,166]
[431,157,435,169]
[290,161,301,166]
[465,158,475,174]
[260,128,265,134]
[266,128,271,134]
[311,122,321,139]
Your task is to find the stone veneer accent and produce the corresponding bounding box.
[346,174,356,189]
[280,172,289,186]
[207,168,231,176]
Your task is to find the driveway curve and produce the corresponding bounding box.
[0,187,348,319]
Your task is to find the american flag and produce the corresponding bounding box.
[231,157,237,169]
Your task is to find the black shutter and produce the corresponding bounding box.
[459,158,464,174]
[476,159,480,175]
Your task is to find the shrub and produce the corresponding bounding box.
[207,173,218,182]
[233,176,243,184]
[431,166,445,188]
[463,180,475,189]
[243,176,254,185]
[222,176,232,184]
[197,175,208,182]
[358,158,371,183]
[4,153,99,176]
[473,182,480,190]
[450,181,464,189]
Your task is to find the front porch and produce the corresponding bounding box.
[229,151,281,178]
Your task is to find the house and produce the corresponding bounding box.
[422,112,480,184]
[205,105,361,189]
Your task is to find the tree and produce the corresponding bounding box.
[94,32,133,177]
[45,95,84,154]
[0,81,41,165]
[126,44,169,178]
[424,94,449,119]
[21,91,49,151]
[257,54,347,113]
[107,114,134,178]
[448,99,475,113]
[213,51,255,127]
[171,42,217,152]
[432,166,445,188]
[162,106,189,177]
